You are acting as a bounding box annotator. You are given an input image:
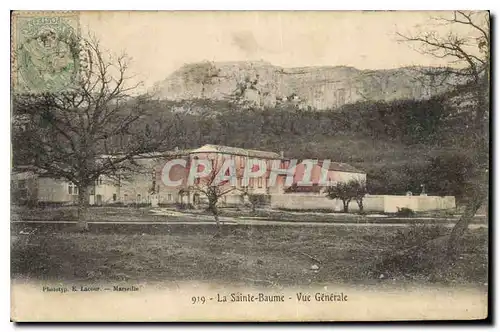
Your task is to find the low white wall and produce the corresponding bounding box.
[270,194,456,212]
[381,195,456,213]
[270,193,359,212]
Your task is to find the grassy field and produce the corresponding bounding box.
[11,222,488,287]
[10,205,487,224]
[11,206,172,222]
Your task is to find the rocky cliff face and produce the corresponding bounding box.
[150,61,457,110]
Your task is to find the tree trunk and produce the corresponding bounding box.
[77,186,89,231]
[209,202,221,228]
[211,205,222,238]
[214,212,220,228]
[343,200,349,213]
[357,199,364,212]
[447,193,484,255]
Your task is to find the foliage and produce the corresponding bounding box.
[398,11,489,252]
[11,34,170,228]
[128,96,451,152]
[176,202,194,210]
[13,87,477,204]
[424,151,478,200]
[105,202,125,207]
[366,162,428,195]
[244,193,270,212]
[129,202,152,208]
[326,179,366,213]
[349,179,367,212]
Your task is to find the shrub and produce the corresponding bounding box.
[247,194,270,208]
[158,203,176,208]
[176,203,194,210]
[395,207,415,217]
[105,202,125,207]
[129,202,151,208]
[37,202,65,208]
[240,193,270,212]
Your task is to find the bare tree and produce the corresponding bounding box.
[12,34,171,231]
[397,11,489,254]
[189,156,239,233]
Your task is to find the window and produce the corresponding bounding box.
[151,169,157,193]
[257,177,263,188]
[113,193,117,201]
[68,183,78,195]
[167,194,172,201]
[193,193,200,204]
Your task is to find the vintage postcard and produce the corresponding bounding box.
[10,10,489,322]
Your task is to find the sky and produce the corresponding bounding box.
[79,11,484,90]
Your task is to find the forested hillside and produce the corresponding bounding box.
[12,85,480,199]
[135,94,476,198]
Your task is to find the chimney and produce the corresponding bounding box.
[280,151,284,158]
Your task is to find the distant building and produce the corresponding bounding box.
[281,160,366,193]
[167,144,282,206]
[10,144,366,207]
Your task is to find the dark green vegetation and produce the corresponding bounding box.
[12,90,483,201]
[11,222,487,286]
[51,95,476,198]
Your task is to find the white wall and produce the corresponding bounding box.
[270,193,456,212]
[37,177,76,203]
[381,195,456,213]
[270,193,358,211]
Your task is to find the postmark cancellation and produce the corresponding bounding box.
[11,12,80,94]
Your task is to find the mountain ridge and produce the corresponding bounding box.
[150,61,458,110]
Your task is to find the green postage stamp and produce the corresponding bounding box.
[11,12,80,93]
